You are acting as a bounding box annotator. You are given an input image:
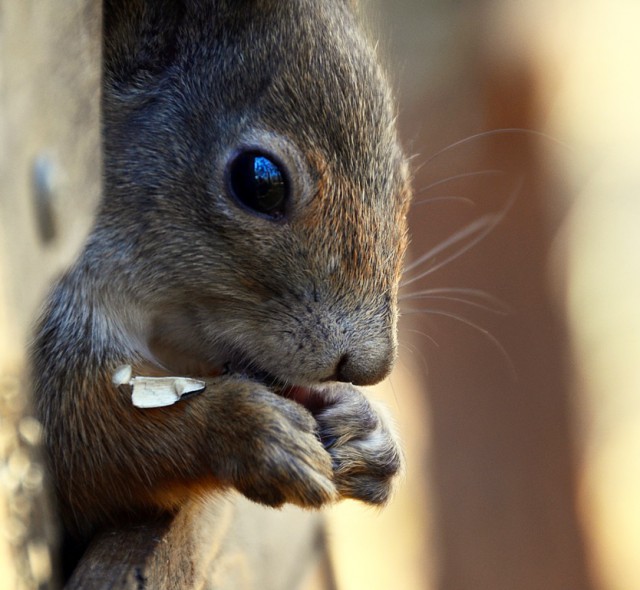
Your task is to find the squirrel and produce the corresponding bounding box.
[31,0,411,539]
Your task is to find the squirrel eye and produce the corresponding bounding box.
[227,151,288,219]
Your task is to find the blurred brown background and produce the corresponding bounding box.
[324,1,640,589]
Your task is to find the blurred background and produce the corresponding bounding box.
[323,1,640,589]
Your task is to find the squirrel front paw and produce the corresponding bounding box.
[214,379,337,508]
[313,385,404,505]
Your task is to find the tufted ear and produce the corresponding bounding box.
[103,0,185,87]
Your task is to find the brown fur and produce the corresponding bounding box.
[32,0,410,538]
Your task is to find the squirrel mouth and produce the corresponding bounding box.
[120,358,331,413]
[128,342,333,413]
[144,322,332,411]
[221,360,331,414]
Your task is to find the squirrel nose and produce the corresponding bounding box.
[334,346,395,386]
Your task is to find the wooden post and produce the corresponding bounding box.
[0,1,102,588]
[66,496,325,590]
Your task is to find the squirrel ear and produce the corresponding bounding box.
[104,0,185,85]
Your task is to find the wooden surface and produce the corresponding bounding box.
[0,1,102,588]
[67,496,326,590]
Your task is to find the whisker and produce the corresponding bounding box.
[402,286,502,302]
[402,308,517,381]
[416,128,568,172]
[402,294,508,315]
[415,169,507,196]
[403,327,440,348]
[398,340,431,379]
[401,287,511,314]
[413,195,476,207]
[386,373,401,410]
[402,214,495,278]
[402,177,522,285]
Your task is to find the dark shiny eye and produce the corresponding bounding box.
[227,151,288,219]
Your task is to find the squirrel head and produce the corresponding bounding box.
[98,0,411,386]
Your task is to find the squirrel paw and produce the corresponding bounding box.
[314,385,404,505]
[220,381,338,508]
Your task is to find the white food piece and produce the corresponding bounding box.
[112,364,133,386]
[131,376,206,408]
[110,365,206,408]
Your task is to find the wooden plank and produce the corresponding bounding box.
[66,496,326,590]
[0,1,102,588]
